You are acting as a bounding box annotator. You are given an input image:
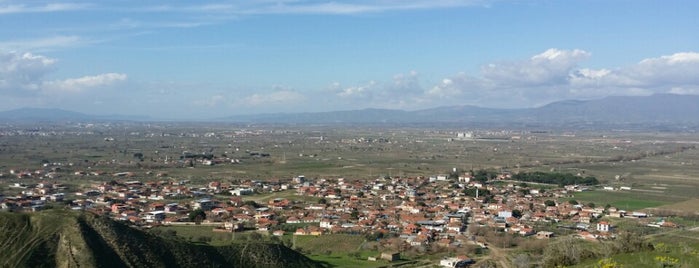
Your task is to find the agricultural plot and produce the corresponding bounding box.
[565,190,671,211]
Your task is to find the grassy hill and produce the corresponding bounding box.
[0,210,322,268]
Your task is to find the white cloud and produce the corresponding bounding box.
[241,89,305,106]
[43,73,127,93]
[626,52,699,87]
[0,50,126,98]
[379,49,699,109]
[330,71,426,109]
[427,73,487,99]
[0,3,89,14]
[0,51,57,91]
[0,36,88,51]
[481,48,590,87]
[336,80,377,99]
[130,0,487,15]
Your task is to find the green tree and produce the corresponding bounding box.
[512,209,523,218]
[189,209,206,224]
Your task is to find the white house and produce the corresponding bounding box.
[440,256,472,268]
[144,211,166,223]
[229,188,254,196]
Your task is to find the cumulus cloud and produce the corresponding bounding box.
[481,48,590,87]
[327,49,699,110]
[626,52,699,86]
[331,71,425,109]
[419,49,699,108]
[427,73,487,99]
[0,51,57,91]
[335,80,377,99]
[0,50,126,96]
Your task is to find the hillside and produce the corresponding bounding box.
[0,210,321,268]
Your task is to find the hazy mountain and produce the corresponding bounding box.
[2,94,697,126]
[530,94,699,124]
[227,94,699,125]
[0,210,320,268]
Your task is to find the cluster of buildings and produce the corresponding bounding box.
[2,167,679,261]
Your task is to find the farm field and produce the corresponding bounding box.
[564,190,672,211]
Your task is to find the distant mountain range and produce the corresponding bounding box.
[2,94,698,127]
[226,94,699,126]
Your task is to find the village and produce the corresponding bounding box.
[1,158,680,267]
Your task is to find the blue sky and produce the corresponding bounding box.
[1,0,698,119]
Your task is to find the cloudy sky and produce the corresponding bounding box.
[1,0,698,119]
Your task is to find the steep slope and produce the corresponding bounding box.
[0,210,321,268]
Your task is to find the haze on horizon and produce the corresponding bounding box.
[1,0,698,120]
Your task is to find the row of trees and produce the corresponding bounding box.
[511,172,599,186]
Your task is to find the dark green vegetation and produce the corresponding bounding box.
[510,172,598,186]
[0,210,321,268]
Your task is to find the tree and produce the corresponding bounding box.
[544,200,556,207]
[244,200,260,208]
[568,200,579,205]
[189,209,206,224]
[318,198,327,204]
[512,209,523,219]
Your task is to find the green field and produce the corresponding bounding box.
[565,190,671,211]
[150,225,239,245]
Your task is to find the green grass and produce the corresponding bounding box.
[307,252,389,268]
[151,225,238,244]
[565,190,670,210]
[292,234,366,253]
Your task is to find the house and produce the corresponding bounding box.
[193,199,215,211]
[440,256,472,268]
[230,188,254,196]
[597,221,611,232]
[144,211,166,223]
[294,228,308,236]
[320,219,334,229]
[536,231,554,239]
[380,252,400,262]
[286,217,301,224]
